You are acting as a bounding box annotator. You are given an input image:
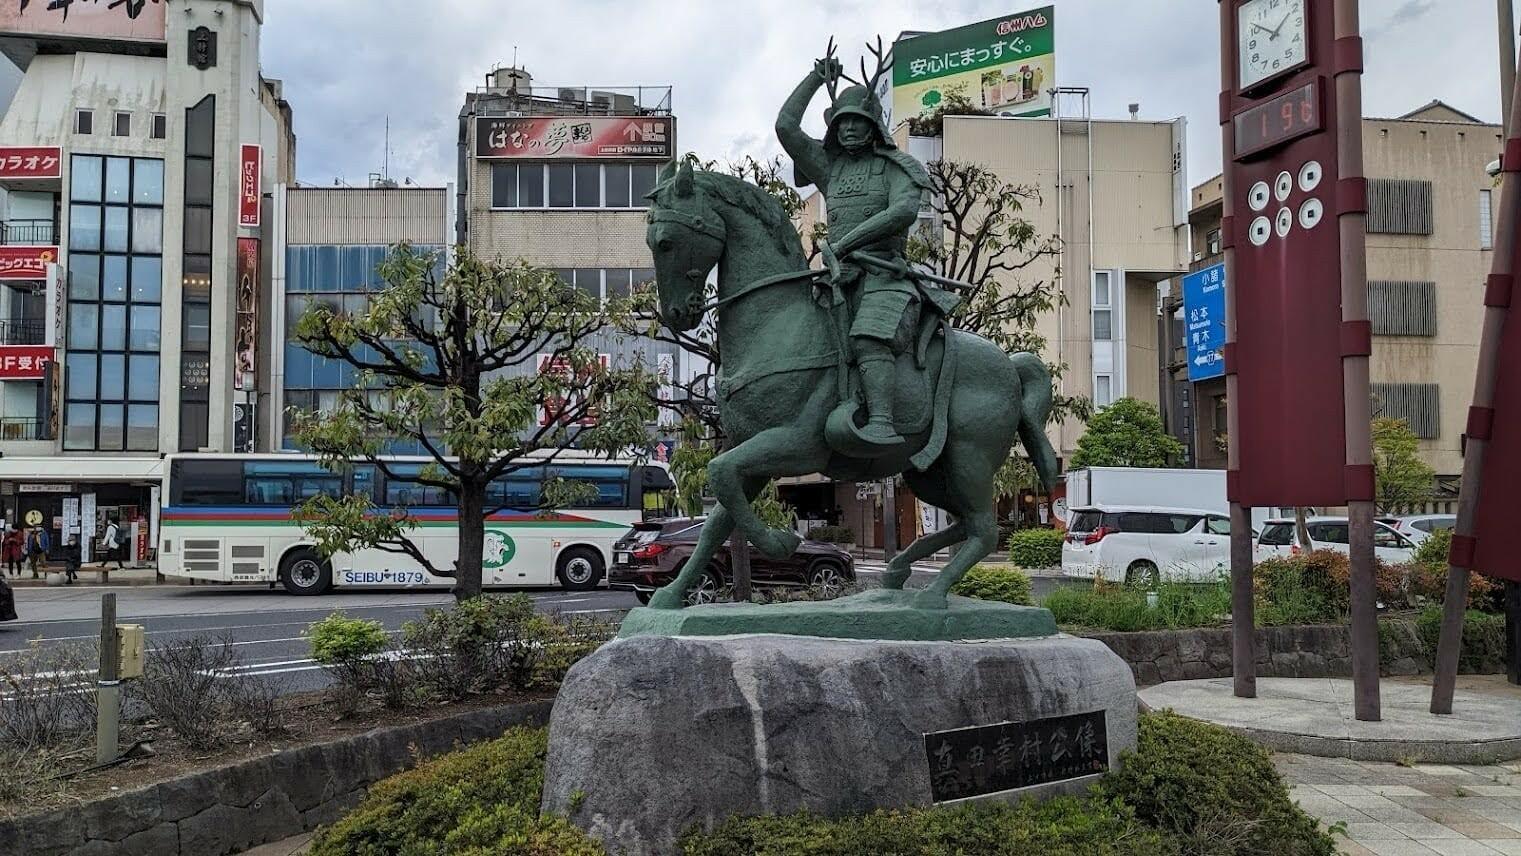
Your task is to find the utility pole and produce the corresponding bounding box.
[96,593,121,765]
[882,478,898,563]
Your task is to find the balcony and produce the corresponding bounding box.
[0,319,45,345]
[0,219,56,245]
[0,418,44,441]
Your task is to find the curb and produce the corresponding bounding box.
[7,574,163,589]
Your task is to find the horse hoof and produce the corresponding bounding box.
[909,589,949,610]
[881,566,911,589]
[758,529,802,560]
[646,588,685,610]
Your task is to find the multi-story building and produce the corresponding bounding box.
[1162,101,1500,504]
[0,0,292,550]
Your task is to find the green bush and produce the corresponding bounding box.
[403,594,561,697]
[1007,528,1064,568]
[1406,529,1502,610]
[1042,579,1230,632]
[1253,551,1347,625]
[309,727,602,856]
[950,564,1033,605]
[1411,528,1450,568]
[1103,712,1336,855]
[804,525,856,545]
[308,613,390,665]
[1415,606,1507,674]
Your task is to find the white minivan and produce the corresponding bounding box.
[1061,505,1237,585]
[1254,517,1418,564]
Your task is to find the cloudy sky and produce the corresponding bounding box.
[262,0,1505,190]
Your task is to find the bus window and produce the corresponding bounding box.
[297,475,343,500]
[172,459,244,506]
[245,476,295,506]
[383,465,453,507]
[351,466,379,503]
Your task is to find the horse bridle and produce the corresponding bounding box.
[647,208,727,242]
[648,205,824,317]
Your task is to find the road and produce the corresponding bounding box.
[0,563,1078,697]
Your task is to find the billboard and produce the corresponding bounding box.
[239,145,261,228]
[1181,264,1226,382]
[0,0,166,44]
[892,7,1055,126]
[234,237,258,391]
[0,146,60,180]
[0,245,56,280]
[0,345,53,380]
[476,116,673,160]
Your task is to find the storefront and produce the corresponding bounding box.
[0,456,160,563]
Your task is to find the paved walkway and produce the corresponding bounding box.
[1280,753,1521,855]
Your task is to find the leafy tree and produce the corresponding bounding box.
[1372,417,1434,514]
[289,245,656,601]
[1070,397,1184,468]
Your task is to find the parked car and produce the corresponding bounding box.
[1255,517,1418,564]
[609,517,856,605]
[1385,514,1456,545]
[1061,505,1241,585]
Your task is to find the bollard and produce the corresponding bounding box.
[95,593,122,766]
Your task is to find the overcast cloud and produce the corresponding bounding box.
[262,0,1504,190]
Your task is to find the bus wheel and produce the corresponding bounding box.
[281,550,332,596]
[556,547,603,592]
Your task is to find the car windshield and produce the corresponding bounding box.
[1259,523,1294,546]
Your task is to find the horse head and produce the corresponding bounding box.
[645,159,726,332]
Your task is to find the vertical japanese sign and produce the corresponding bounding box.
[1181,264,1227,381]
[239,144,261,227]
[80,492,95,564]
[537,353,611,426]
[234,237,258,391]
[892,7,1055,125]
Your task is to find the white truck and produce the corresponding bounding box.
[1060,467,1298,532]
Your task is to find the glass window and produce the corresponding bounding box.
[1092,308,1112,341]
[604,268,632,301]
[1206,517,1231,536]
[1093,270,1111,307]
[150,114,167,141]
[69,205,101,251]
[573,269,601,300]
[71,155,102,201]
[126,404,157,451]
[1481,189,1494,251]
[1258,523,1293,546]
[185,159,213,206]
[98,404,124,450]
[633,267,656,293]
[518,164,544,207]
[184,206,212,254]
[173,459,242,505]
[102,206,129,252]
[492,163,517,208]
[1163,514,1204,534]
[1094,374,1113,407]
[74,110,93,136]
[130,307,160,353]
[184,303,211,351]
[113,112,131,137]
[1374,526,1406,549]
[132,208,162,253]
[1310,523,1349,544]
[69,254,100,300]
[183,255,211,299]
[68,303,98,349]
[631,163,658,205]
[134,160,164,203]
[100,305,126,351]
[297,476,343,500]
[64,403,95,450]
[547,164,574,207]
[574,163,601,207]
[102,255,128,300]
[604,163,631,207]
[185,96,215,158]
[351,466,378,502]
[131,256,161,302]
[66,352,96,400]
[245,477,295,506]
[105,157,131,203]
[128,353,158,399]
[98,353,125,399]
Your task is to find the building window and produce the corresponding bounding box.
[549,267,655,306]
[1092,270,1112,342]
[1206,228,1222,256]
[151,113,167,140]
[64,155,163,452]
[490,162,661,210]
[1480,189,1493,250]
[75,109,93,135]
[180,95,215,452]
[1094,374,1113,408]
[113,112,131,137]
[1367,178,1433,235]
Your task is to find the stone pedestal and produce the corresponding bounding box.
[542,633,1137,856]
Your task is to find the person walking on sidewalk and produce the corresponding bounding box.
[99,517,125,570]
[26,525,48,579]
[2,525,22,577]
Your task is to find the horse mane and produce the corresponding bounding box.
[696,171,808,265]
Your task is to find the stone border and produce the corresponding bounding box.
[1207,725,1521,766]
[0,699,552,856]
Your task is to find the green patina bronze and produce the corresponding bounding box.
[632,41,1061,637]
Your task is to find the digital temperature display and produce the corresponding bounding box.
[1233,82,1323,159]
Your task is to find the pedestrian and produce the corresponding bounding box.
[62,533,79,584]
[99,517,124,570]
[26,525,48,579]
[1,525,21,577]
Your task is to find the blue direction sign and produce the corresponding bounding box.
[1182,263,1227,382]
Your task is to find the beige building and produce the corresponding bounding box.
[1165,101,1500,498]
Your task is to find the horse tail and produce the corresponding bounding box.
[1011,352,1060,492]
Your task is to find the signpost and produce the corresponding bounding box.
[1219,0,1378,719]
[1181,263,1227,382]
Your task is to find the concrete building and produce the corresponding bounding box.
[1162,101,1501,503]
[0,0,292,551]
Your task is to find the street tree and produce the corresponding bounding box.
[1070,397,1184,469]
[1372,416,1435,514]
[289,245,656,601]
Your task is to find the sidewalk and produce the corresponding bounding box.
[4,564,162,587]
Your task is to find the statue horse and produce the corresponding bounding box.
[644,160,1059,610]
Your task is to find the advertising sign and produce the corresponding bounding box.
[0,0,166,44]
[475,116,673,160]
[0,146,60,180]
[537,353,611,426]
[0,345,53,380]
[892,7,1055,125]
[1182,264,1227,382]
[234,237,258,390]
[239,145,261,227]
[0,245,56,280]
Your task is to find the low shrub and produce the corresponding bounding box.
[950,563,1033,605]
[307,612,410,712]
[1103,711,1336,855]
[1042,578,1230,632]
[129,634,287,749]
[309,613,390,664]
[402,594,557,698]
[1406,530,1502,610]
[804,525,856,545]
[1415,606,1507,674]
[1253,551,1347,625]
[1007,527,1064,568]
[0,641,97,751]
[308,726,602,856]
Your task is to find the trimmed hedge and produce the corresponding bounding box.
[1007,528,1064,568]
[1416,606,1507,675]
[949,563,1034,605]
[1042,580,1231,632]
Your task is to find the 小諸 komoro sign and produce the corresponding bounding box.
[1182,263,1227,382]
[892,7,1055,124]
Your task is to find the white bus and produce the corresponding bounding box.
[158,452,674,595]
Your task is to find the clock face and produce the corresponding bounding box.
[1239,0,1308,89]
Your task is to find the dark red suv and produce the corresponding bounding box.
[609,517,856,604]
